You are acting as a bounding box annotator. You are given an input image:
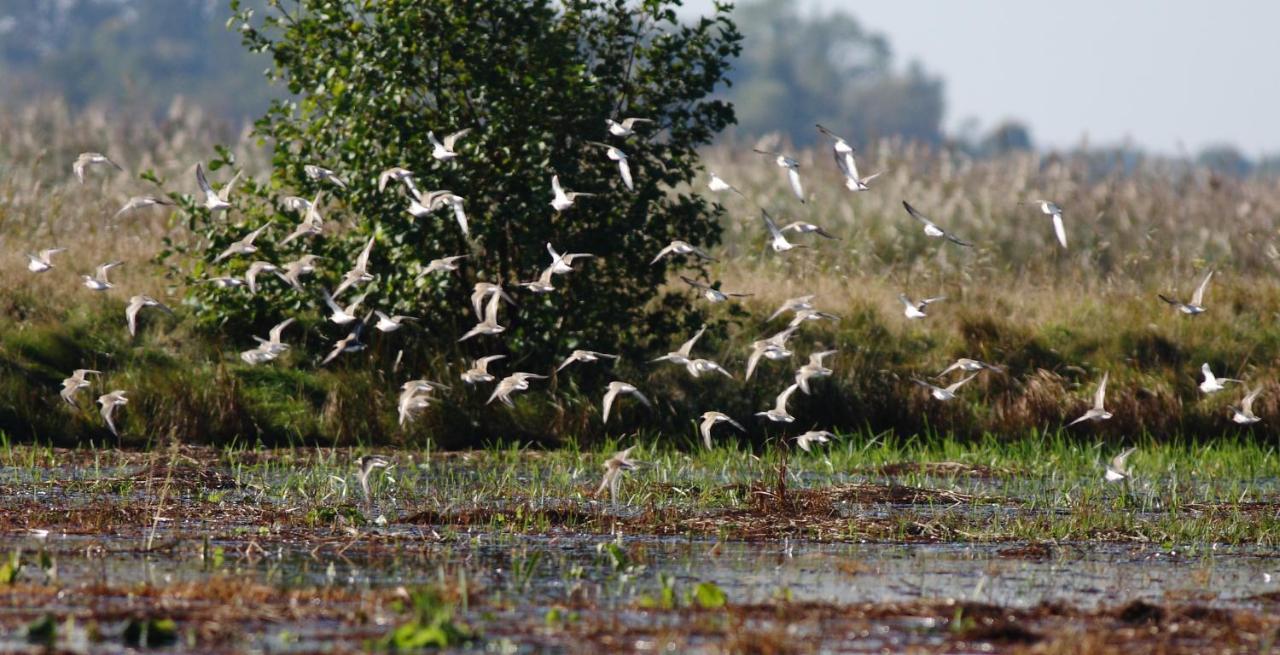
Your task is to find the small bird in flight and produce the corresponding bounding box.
[1159,270,1214,316]
[753,148,805,202]
[1069,372,1112,426]
[902,201,972,247]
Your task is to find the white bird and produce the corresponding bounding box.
[333,236,377,297]
[1199,362,1242,394]
[745,327,798,381]
[377,167,419,196]
[753,148,805,202]
[794,430,837,452]
[60,369,100,407]
[781,221,839,240]
[214,222,272,263]
[280,192,325,245]
[602,381,652,424]
[203,276,247,289]
[487,372,547,407]
[419,255,467,277]
[195,163,242,213]
[1069,372,1112,426]
[707,172,744,197]
[756,384,800,423]
[902,201,972,247]
[125,295,173,337]
[1159,270,1214,315]
[761,209,807,252]
[686,358,733,379]
[1104,446,1137,482]
[321,288,365,325]
[650,240,716,265]
[516,267,557,294]
[900,293,945,320]
[588,141,633,191]
[1231,386,1264,425]
[680,275,752,303]
[936,358,1003,378]
[73,152,122,183]
[816,124,881,192]
[356,455,391,503]
[429,128,472,161]
[795,350,837,394]
[557,350,620,372]
[408,189,471,237]
[398,393,432,428]
[550,175,594,212]
[244,317,295,363]
[698,411,745,450]
[321,318,368,365]
[652,325,706,367]
[546,242,595,275]
[26,248,66,273]
[459,291,507,341]
[113,195,174,220]
[595,445,639,502]
[768,294,816,322]
[471,283,516,319]
[82,261,123,291]
[913,374,978,401]
[245,261,283,294]
[279,254,321,291]
[606,117,651,138]
[788,309,840,329]
[304,164,347,188]
[1025,200,1067,249]
[97,390,128,437]
[374,311,417,333]
[461,355,506,385]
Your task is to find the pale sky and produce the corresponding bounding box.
[695,1,1280,155]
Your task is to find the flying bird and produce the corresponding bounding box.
[82,261,123,291]
[651,240,716,265]
[902,201,972,247]
[936,358,1004,378]
[487,372,547,407]
[753,148,805,202]
[602,381,652,424]
[419,255,468,277]
[557,350,620,372]
[461,355,506,385]
[214,222,272,263]
[459,291,507,341]
[606,117,651,138]
[516,267,557,294]
[795,350,837,394]
[1159,270,1214,315]
[794,430,837,452]
[550,175,594,212]
[125,295,173,337]
[899,293,945,320]
[746,327,798,381]
[97,390,129,437]
[768,294,816,322]
[195,163,242,213]
[1104,447,1137,482]
[114,195,175,220]
[471,283,516,319]
[761,209,807,252]
[756,384,800,423]
[707,172,745,198]
[321,317,369,365]
[1231,387,1264,425]
[546,243,595,274]
[781,221,839,240]
[73,152,122,183]
[304,164,347,188]
[374,311,417,333]
[698,411,745,450]
[279,254,321,290]
[26,248,66,273]
[686,358,734,379]
[913,374,978,401]
[1024,200,1067,249]
[429,128,472,161]
[333,236,377,297]
[816,124,881,191]
[680,276,752,303]
[1199,362,1242,394]
[1069,372,1112,426]
[377,167,420,196]
[595,445,639,502]
[60,369,100,407]
[588,142,633,191]
[321,288,366,325]
[652,326,707,367]
[245,261,283,294]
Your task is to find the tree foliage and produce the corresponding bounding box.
[178,0,741,372]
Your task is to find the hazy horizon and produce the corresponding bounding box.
[692,0,1280,155]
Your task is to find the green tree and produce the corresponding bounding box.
[179,0,740,373]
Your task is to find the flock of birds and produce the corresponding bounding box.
[39,119,1258,499]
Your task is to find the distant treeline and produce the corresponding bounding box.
[0,0,1275,173]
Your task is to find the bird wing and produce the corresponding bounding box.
[451,198,469,237]
[1191,270,1213,306]
[125,299,143,336]
[678,325,707,357]
[1094,372,1109,410]
[761,209,783,239]
[775,384,799,412]
[944,231,973,247]
[196,163,216,200]
[551,175,564,196]
[902,201,934,228]
[948,373,979,393]
[1202,363,1215,384]
[269,317,295,343]
[1111,447,1137,471]
[650,243,678,265]
[444,128,471,150]
[601,386,620,423]
[1243,387,1263,413]
[680,275,708,291]
[1052,212,1067,249]
[618,158,633,191]
[745,346,765,381]
[787,167,805,201]
[355,236,376,270]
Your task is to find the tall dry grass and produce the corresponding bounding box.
[2,103,1280,445]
